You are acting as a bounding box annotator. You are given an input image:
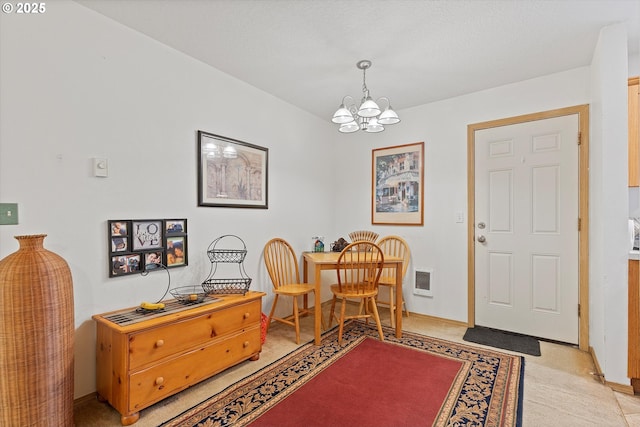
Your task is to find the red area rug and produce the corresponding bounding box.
[162,320,524,427]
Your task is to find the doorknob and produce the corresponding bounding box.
[477,235,486,243]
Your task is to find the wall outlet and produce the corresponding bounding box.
[0,203,18,225]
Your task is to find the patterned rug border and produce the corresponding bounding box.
[161,320,524,427]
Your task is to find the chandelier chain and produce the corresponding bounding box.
[362,67,368,97]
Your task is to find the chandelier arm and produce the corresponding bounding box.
[377,97,391,109]
[341,95,354,105]
[340,95,358,116]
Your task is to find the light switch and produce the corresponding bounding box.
[455,210,464,223]
[93,158,108,177]
[0,203,18,225]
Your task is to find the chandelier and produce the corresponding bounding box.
[331,60,400,133]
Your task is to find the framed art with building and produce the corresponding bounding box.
[372,142,424,225]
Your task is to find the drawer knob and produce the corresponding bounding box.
[155,339,164,348]
[155,377,164,386]
[243,341,250,348]
[243,312,250,319]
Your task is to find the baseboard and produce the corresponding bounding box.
[589,346,634,395]
[408,311,468,327]
[608,381,634,395]
[329,299,467,328]
[74,392,97,408]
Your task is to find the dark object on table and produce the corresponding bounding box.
[331,238,349,252]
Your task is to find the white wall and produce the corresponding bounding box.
[631,53,640,76]
[0,0,633,400]
[0,1,336,398]
[589,23,630,384]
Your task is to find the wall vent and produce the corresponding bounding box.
[414,268,433,297]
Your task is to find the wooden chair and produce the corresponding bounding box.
[263,238,320,344]
[348,230,379,243]
[328,241,385,344]
[376,235,411,327]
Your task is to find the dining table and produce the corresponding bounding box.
[302,251,404,345]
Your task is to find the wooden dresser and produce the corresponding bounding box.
[92,291,264,425]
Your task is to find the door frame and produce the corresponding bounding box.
[467,105,590,351]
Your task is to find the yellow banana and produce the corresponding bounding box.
[140,301,165,310]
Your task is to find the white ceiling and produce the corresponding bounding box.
[76,0,640,122]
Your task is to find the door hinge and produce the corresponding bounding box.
[578,218,581,231]
[578,304,581,317]
[577,131,582,145]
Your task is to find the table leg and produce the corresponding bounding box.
[395,261,403,338]
[314,264,322,345]
[302,260,309,311]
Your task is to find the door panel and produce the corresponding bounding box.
[531,254,559,312]
[488,252,513,306]
[489,169,512,232]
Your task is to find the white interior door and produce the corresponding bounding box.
[474,114,579,344]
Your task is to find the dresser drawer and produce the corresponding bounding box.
[128,326,260,412]
[129,299,261,369]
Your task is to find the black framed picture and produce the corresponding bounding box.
[110,254,141,277]
[142,250,165,271]
[110,221,128,236]
[108,218,188,277]
[166,235,187,267]
[197,131,268,208]
[111,236,128,252]
[108,220,131,254]
[165,219,186,234]
[132,220,163,250]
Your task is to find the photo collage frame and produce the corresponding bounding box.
[108,219,188,277]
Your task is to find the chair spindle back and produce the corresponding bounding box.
[263,238,299,291]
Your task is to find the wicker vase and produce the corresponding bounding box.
[0,234,74,426]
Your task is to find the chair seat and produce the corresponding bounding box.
[274,283,315,296]
[330,283,378,299]
[378,276,397,286]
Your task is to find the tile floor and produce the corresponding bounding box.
[74,305,640,426]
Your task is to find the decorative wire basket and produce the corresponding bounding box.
[207,249,247,263]
[202,278,252,295]
[206,235,247,263]
[202,235,252,295]
[170,285,208,304]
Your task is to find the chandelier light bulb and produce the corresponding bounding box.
[358,96,381,118]
[332,101,356,124]
[378,100,401,125]
[339,121,360,133]
[365,117,384,133]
